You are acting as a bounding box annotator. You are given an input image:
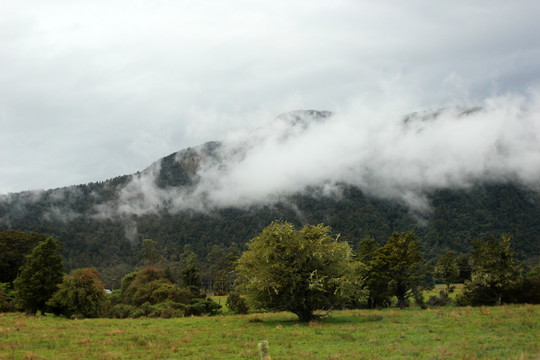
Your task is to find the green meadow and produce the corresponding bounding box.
[0,304,538,359]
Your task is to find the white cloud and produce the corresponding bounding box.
[100,91,540,216]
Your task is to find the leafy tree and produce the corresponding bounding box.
[115,266,221,317]
[47,268,107,318]
[139,239,164,266]
[226,292,249,314]
[456,254,472,283]
[381,232,425,309]
[182,264,202,297]
[0,283,16,312]
[206,244,230,295]
[356,237,392,308]
[120,267,192,306]
[0,230,46,283]
[14,237,64,315]
[434,251,460,291]
[461,234,521,306]
[518,264,540,304]
[236,221,357,322]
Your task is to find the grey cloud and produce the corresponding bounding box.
[98,91,540,216]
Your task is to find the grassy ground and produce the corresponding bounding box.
[0,304,538,359]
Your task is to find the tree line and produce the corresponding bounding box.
[1,224,539,321]
[2,183,539,285]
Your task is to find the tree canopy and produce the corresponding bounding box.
[14,237,64,315]
[461,234,521,305]
[0,230,46,283]
[236,221,358,322]
[47,267,107,318]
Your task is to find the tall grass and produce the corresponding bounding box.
[0,304,538,359]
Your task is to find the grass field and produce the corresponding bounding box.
[0,304,538,359]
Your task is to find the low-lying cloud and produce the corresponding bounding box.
[101,90,540,216]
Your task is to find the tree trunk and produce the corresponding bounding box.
[295,309,314,322]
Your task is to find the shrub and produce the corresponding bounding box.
[0,283,16,312]
[226,293,249,314]
[426,290,452,307]
[120,267,193,306]
[47,268,107,318]
[185,298,221,316]
[110,304,137,319]
[152,301,185,318]
[131,302,154,318]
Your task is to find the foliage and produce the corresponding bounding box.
[109,303,137,319]
[434,251,460,291]
[0,230,46,283]
[2,180,539,286]
[460,234,522,306]
[518,264,540,304]
[139,239,165,266]
[226,292,249,314]
[426,290,452,307]
[13,237,64,315]
[112,266,220,318]
[47,267,107,318]
[236,221,358,322]
[120,267,192,306]
[356,237,392,308]
[0,283,16,312]
[184,297,222,316]
[380,232,427,309]
[182,264,202,297]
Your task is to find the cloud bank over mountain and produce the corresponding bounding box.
[100,91,540,217]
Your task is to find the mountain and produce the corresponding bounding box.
[1,110,539,287]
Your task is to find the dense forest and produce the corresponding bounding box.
[1,119,539,289]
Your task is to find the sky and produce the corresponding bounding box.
[1,1,540,195]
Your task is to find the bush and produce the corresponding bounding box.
[0,283,16,312]
[185,298,221,316]
[426,290,452,307]
[152,301,185,318]
[517,264,540,304]
[120,267,193,306]
[47,268,107,318]
[110,304,137,319]
[226,293,249,314]
[131,302,154,318]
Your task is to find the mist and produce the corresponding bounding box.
[102,90,540,217]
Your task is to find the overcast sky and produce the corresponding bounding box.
[1,0,540,194]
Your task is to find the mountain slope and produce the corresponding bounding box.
[1,110,539,287]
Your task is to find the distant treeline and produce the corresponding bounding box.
[1,225,539,321]
[1,181,539,288]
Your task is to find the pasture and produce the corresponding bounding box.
[0,304,538,359]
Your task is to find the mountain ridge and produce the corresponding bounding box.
[1,110,539,287]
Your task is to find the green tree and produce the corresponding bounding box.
[139,239,164,266]
[236,221,358,322]
[47,267,107,318]
[356,237,391,308]
[461,234,521,306]
[120,266,191,306]
[518,264,540,304]
[0,230,46,283]
[434,251,460,291]
[182,264,202,297]
[226,292,249,314]
[381,232,425,309]
[14,237,64,315]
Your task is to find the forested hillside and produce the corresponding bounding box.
[1,111,539,288]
